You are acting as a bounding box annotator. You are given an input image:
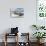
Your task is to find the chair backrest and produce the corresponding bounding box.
[11,27,18,34]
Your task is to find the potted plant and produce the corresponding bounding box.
[33,32,46,43]
[32,24,45,30]
[40,26,45,29]
[32,25,39,30]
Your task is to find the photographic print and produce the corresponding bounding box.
[10,8,24,18]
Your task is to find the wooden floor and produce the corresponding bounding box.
[0,42,46,46]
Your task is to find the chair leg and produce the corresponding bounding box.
[17,35,18,46]
[4,41,7,46]
[4,33,7,46]
[16,34,18,46]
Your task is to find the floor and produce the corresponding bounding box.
[0,42,46,46]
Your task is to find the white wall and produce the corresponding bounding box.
[0,0,36,42]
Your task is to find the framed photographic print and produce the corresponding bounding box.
[10,8,24,18]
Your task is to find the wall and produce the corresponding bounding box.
[0,0,36,42]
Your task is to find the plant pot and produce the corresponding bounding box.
[37,39,40,43]
[37,39,45,44]
[37,39,40,46]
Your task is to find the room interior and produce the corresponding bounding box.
[0,0,46,46]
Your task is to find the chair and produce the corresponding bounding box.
[18,33,30,46]
[4,33,18,46]
[4,27,19,46]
